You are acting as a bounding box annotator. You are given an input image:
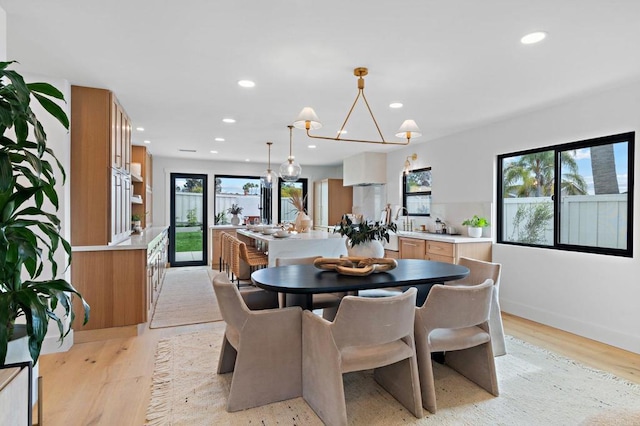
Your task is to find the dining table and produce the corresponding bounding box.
[251,258,470,309]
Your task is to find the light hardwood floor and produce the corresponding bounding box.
[36,307,640,425]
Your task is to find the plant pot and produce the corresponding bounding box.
[346,240,385,258]
[294,212,310,232]
[231,214,240,226]
[468,226,483,238]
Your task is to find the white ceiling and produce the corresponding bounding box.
[2,1,640,167]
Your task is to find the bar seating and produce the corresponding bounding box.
[302,288,423,425]
[414,280,499,413]
[213,272,302,411]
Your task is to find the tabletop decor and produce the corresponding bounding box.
[334,214,397,257]
[462,215,489,238]
[313,257,398,276]
[227,204,243,225]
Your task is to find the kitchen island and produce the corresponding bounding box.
[237,228,348,266]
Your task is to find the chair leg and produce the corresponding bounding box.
[217,334,237,374]
[374,357,423,418]
[415,335,438,413]
[490,296,507,356]
[445,342,499,397]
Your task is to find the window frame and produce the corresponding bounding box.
[497,132,634,257]
[402,167,432,217]
[277,178,308,224]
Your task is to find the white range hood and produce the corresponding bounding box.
[343,152,387,186]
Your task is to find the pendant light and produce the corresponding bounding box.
[261,142,278,188]
[279,125,302,182]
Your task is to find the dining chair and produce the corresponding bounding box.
[302,287,423,425]
[414,280,499,413]
[212,272,302,411]
[275,256,344,320]
[448,257,506,356]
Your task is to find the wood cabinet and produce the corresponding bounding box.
[399,237,426,259]
[210,228,237,268]
[132,145,153,228]
[313,179,353,229]
[399,236,492,264]
[0,366,29,426]
[71,85,133,246]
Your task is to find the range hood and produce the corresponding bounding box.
[343,152,387,186]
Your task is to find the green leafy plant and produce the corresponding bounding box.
[214,212,229,225]
[186,208,198,226]
[0,61,90,365]
[334,214,397,246]
[510,203,553,244]
[131,214,141,222]
[462,215,490,228]
[227,203,243,215]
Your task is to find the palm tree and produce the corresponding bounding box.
[503,150,586,197]
[590,144,619,194]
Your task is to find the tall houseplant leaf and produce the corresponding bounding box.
[0,61,89,365]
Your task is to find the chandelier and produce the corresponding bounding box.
[279,125,302,182]
[293,67,422,145]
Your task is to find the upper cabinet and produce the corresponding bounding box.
[313,178,353,230]
[71,86,132,246]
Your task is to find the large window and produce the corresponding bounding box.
[497,132,634,257]
[214,175,264,225]
[403,167,431,216]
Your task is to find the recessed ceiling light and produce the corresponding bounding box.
[214,137,225,142]
[210,150,218,154]
[245,158,250,162]
[337,130,347,134]
[144,140,151,144]
[136,127,145,132]
[222,118,236,124]
[389,102,403,109]
[238,80,255,88]
[521,31,547,45]
[308,145,316,149]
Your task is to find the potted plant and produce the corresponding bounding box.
[462,215,490,238]
[334,214,397,257]
[227,203,243,225]
[131,213,142,232]
[0,61,90,366]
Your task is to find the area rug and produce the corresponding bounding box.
[149,267,222,329]
[145,323,640,425]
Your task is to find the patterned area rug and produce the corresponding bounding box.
[145,323,640,425]
[149,267,222,329]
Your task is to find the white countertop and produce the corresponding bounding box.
[237,228,344,243]
[72,226,169,252]
[209,225,247,230]
[397,231,492,244]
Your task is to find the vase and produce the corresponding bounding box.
[231,214,240,226]
[346,239,385,258]
[468,226,483,238]
[295,212,310,232]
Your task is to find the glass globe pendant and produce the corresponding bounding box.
[279,125,302,182]
[261,142,278,188]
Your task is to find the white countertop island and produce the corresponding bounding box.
[237,229,348,267]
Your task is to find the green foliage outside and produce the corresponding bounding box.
[510,203,554,244]
[186,208,198,226]
[175,231,203,252]
[215,212,228,225]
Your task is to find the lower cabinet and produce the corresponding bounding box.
[0,366,30,426]
[399,237,492,263]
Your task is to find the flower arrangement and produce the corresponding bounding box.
[334,214,397,246]
[227,204,243,215]
[288,190,307,214]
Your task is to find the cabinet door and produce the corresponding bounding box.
[399,237,425,259]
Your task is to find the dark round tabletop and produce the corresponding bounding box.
[251,259,469,295]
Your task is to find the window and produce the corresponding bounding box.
[278,178,308,224]
[497,132,634,257]
[403,167,431,216]
[214,175,265,225]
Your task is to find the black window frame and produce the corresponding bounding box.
[277,178,308,224]
[214,174,266,223]
[497,132,634,257]
[402,167,432,217]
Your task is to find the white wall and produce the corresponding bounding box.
[386,80,640,354]
[151,155,341,228]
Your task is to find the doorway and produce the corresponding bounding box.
[169,173,208,266]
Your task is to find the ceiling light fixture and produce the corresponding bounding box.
[136,127,145,131]
[389,102,403,109]
[210,150,218,154]
[404,153,417,175]
[144,140,151,144]
[293,67,422,145]
[261,141,278,189]
[521,31,547,44]
[279,125,302,182]
[222,118,236,123]
[214,137,225,142]
[238,80,256,88]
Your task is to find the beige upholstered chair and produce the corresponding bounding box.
[302,288,423,425]
[414,280,499,413]
[275,256,344,320]
[212,272,302,411]
[448,257,506,356]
